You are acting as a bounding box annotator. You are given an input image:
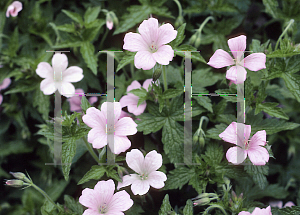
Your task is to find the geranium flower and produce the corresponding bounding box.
[239,206,272,215]
[6,1,22,17]
[269,201,295,208]
[219,122,269,165]
[123,17,177,70]
[82,102,137,154]
[0,78,11,105]
[119,79,153,116]
[207,35,266,84]
[106,20,113,30]
[79,179,133,215]
[67,89,98,112]
[36,53,83,97]
[117,149,167,195]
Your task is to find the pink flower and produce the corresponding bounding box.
[6,1,22,17]
[123,17,177,70]
[106,20,113,30]
[239,206,272,215]
[67,89,98,112]
[79,179,133,215]
[219,122,269,165]
[119,79,153,116]
[0,78,11,105]
[269,201,295,208]
[36,53,83,97]
[117,149,167,195]
[207,35,266,84]
[82,102,137,154]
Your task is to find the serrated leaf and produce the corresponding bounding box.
[56,24,75,33]
[244,164,268,189]
[116,52,135,72]
[64,195,84,215]
[262,0,279,18]
[84,6,101,24]
[161,89,183,99]
[136,113,166,134]
[194,96,213,113]
[62,138,77,181]
[77,165,106,185]
[206,123,227,140]
[203,143,224,165]
[80,41,98,75]
[276,206,300,215]
[159,194,173,215]
[246,184,289,200]
[256,102,289,120]
[52,41,83,49]
[164,167,194,190]
[183,199,193,215]
[129,88,148,98]
[62,10,84,25]
[169,23,186,48]
[33,89,50,121]
[281,73,300,102]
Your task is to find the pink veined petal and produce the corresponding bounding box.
[79,188,100,209]
[247,146,269,165]
[101,102,122,124]
[123,33,148,52]
[228,35,246,59]
[0,94,3,105]
[269,201,283,208]
[52,53,68,75]
[131,178,150,195]
[244,53,266,71]
[87,127,106,145]
[143,150,163,173]
[156,23,177,46]
[226,66,247,85]
[110,136,131,154]
[6,5,14,17]
[127,80,141,92]
[219,122,238,145]
[147,171,167,189]
[236,123,251,148]
[237,211,251,215]
[82,209,100,215]
[207,49,234,68]
[40,78,56,95]
[6,1,22,17]
[59,82,75,97]
[117,174,138,190]
[93,180,115,205]
[36,62,53,79]
[108,190,133,212]
[249,130,267,147]
[226,146,247,165]
[83,107,106,128]
[0,78,11,90]
[284,201,295,207]
[115,117,137,136]
[91,134,107,149]
[138,18,159,45]
[119,94,138,108]
[142,79,153,91]
[88,97,98,105]
[152,45,174,65]
[62,66,84,83]
[134,51,156,70]
[126,149,145,174]
[128,101,146,116]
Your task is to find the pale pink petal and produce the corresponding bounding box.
[131,179,150,195]
[117,174,138,190]
[123,33,148,52]
[244,53,266,71]
[226,146,247,165]
[142,79,153,91]
[284,201,295,207]
[82,209,100,215]
[126,149,144,174]
[0,94,3,105]
[219,122,237,145]
[226,66,247,85]
[207,49,234,68]
[75,88,85,95]
[62,66,84,82]
[110,136,131,154]
[69,99,82,112]
[138,18,158,45]
[52,53,68,75]
[134,51,156,70]
[36,62,53,79]
[101,102,122,123]
[269,201,283,208]
[89,97,98,104]
[87,127,106,144]
[144,150,162,173]
[0,78,11,90]
[105,211,124,215]
[127,80,141,92]
[247,146,269,165]
[91,134,107,149]
[156,23,177,46]
[128,101,146,116]
[244,124,251,141]
[115,117,137,136]
[6,5,14,17]
[83,107,106,128]
[152,45,174,66]
[252,206,272,215]
[106,20,113,30]
[147,171,167,189]
[119,94,138,108]
[228,35,246,59]
[6,1,22,17]
[238,212,251,215]
[40,78,56,95]
[249,130,266,147]
[108,190,133,212]
[94,180,115,205]
[59,82,75,97]
[79,188,100,209]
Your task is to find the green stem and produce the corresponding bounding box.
[82,137,100,163]
[203,205,228,215]
[99,28,109,50]
[275,19,294,50]
[173,0,182,18]
[198,16,214,34]
[162,66,169,106]
[31,183,62,212]
[198,116,209,130]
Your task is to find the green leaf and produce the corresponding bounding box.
[192,68,223,91]
[84,6,101,24]
[161,89,183,99]
[62,9,84,25]
[62,138,77,181]
[256,102,289,120]
[124,204,145,215]
[80,41,98,75]
[46,180,68,202]
[136,113,166,134]
[116,52,135,72]
[175,44,206,64]
[52,41,83,49]
[81,96,92,113]
[206,123,227,140]
[33,89,50,121]
[8,27,19,57]
[203,143,224,166]
[281,73,300,102]
[276,206,300,215]
[41,200,56,215]
[194,96,213,113]
[129,88,148,98]
[246,184,289,200]
[164,167,194,190]
[262,0,279,18]
[64,195,84,215]
[169,23,186,48]
[244,164,268,189]
[159,194,174,215]
[56,23,75,33]
[183,199,193,215]
[77,165,106,185]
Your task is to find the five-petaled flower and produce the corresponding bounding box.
[207,35,266,84]
[117,149,167,195]
[67,89,98,112]
[123,17,177,70]
[79,179,133,215]
[6,1,22,17]
[238,206,272,215]
[219,122,269,165]
[0,78,11,105]
[82,102,137,154]
[120,79,153,116]
[36,53,83,97]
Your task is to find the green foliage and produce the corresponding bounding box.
[183,199,193,215]
[159,194,174,215]
[80,42,98,75]
[244,164,269,189]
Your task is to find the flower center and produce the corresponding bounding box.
[98,203,108,214]
[244,139,250,150]
[149,42,158,53]
[106,125,114,135]
[139,173,148,180]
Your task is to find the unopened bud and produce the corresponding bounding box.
[288,145,296,159]
[193,133,199,144]
[106,13,114,30]
[10,172,26,180]
[194,37,201,48]
[199,134,205,147]
[175,16,184,28]
[152,68,162,82]
[5,180,24,188]
[238,193,243,199]
[190,34,197,45]
[231,191,237,200]
[193,197,211,206]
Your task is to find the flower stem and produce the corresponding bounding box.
[162,66,169,106]
[203,205,228,215]
[82,137,100,163]
[173,0,182,18]
[275,19,294,50]
[99,27,109,50]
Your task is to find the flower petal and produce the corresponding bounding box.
[40,78,56,95]
[238,212,251,215]
[156,23,177,46]
[0,94,3,105]
[126,149,144,174]
[284,201,295,208]
[147,171,167,189]
[138,18,158,45]
[134,51,156,70]
[123,33,148,52]
[152,45,174,66]
[269,201,283,208]
[119,94,138,108]
[0,78,11,90]
[117,174,138,190]
[144,150,162,173]
[244,53,266,71]
[228,35,246,59]
[108,190,133,212]
[94,180,115,205]
[131,179,150,195]
[128,101,146,116]
[115,117,137,136]
[101,102,122,124]
[83,107,106,128]
[36,62,53,79]
[59,82,75,97]
[250,130,266,147]
[247,146,269,165]
[82,209,100,215]
[127,80,141,92]
[89,97,98,105]
[226,146,247,165]
[142,79,153,91]
[110,136,131,154]
[207,49,234,68]
[62,66,83,83]
[219,122,237,145]
[87,127,106,147]
[226,66,247,85]
[52,53,68,75]
[6,1,22,17]
[79,188,100,209]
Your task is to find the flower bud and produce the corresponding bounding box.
[5,179,24,188]
[193,197,211,206]
[199,134,205,148]
[152,68,162,82]
[106,13,114,30]
[193,133,199,144]
[175,16,184,28]
[190,34,197,45]
[194,37,201,48]
[10,172,31,183]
